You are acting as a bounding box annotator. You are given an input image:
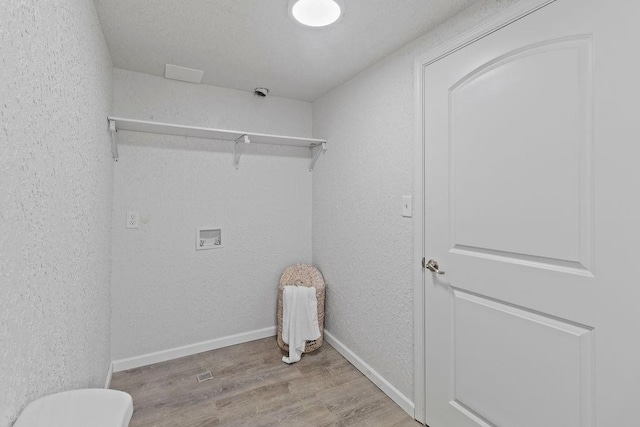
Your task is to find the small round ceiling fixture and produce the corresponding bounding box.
[289,0,344,28]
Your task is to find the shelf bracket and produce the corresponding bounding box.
[234,134,250,169]
[309,142,327,171]
[109,119,119,161]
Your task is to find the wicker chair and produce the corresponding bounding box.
[277,263,326,353]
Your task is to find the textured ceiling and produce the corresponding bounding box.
[94,0,476,101]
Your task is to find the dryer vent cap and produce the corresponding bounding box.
[254,87,269,97]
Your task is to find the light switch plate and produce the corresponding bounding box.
[402,196,412,218]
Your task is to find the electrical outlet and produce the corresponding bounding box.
[126,211,139,229]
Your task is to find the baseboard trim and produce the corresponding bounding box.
[110,327,414,417]
[104,362,113,389]
[112,326,277,372]
[324,330,415,418]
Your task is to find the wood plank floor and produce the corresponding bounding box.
[110,337,421,426]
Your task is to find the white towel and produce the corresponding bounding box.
[282,286,320,364]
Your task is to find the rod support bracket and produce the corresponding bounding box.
[109,119,118,161]
[234,134,250,169]
[309,142,327,171]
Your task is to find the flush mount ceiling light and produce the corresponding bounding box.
[289,0,344,28]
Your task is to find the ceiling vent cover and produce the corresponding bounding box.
[165,64,204,84]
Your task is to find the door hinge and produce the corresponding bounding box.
[421,257,426,269]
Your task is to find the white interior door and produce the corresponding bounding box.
[422,0,640,426]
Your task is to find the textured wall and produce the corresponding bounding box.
[0,0,114,425]
[311,0,524,401]
[110,69,312,360]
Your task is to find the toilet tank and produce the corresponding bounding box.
[14,389,133,427]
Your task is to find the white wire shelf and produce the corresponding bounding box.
[108,116,327,171]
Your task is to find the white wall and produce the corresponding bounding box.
[110,69,313,361]
[0,0,114,425]
[311,0,524,401]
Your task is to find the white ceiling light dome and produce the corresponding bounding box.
[289,0,344,28]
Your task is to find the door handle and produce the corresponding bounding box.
[424,258,445,275]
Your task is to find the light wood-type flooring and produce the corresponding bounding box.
[110,337,421,426]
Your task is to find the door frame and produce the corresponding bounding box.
[412,0,558,422]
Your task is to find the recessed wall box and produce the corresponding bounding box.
[196,227,222,250]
